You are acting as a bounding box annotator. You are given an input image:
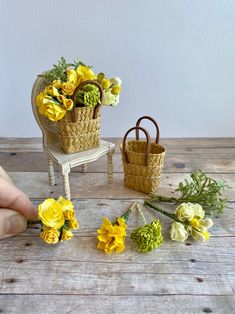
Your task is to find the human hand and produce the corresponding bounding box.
[0,166,37,239]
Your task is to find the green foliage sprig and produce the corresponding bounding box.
[148,170,230,215]
[38,57,86,85]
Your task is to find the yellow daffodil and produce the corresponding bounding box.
[76,65,96,81]
[61,228,73,241]
[40,227,60,244]
[97,217,127,254]
[38,199,65,229]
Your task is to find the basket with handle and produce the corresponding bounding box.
[57,80,103,154]
[120,116,165,194]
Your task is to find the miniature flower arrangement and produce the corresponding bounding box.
[34,57,121,153]
[37,196,79,244]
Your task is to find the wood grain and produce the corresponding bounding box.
[7,172,235,200]
[0,137,234,314]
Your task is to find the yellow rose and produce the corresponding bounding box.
[76,65,96,81]
[38,198,65,229]
[45,85,60,97]
[61,228,73,241]
[67,69,78,85]
[64,210,75,220]
[43,102,66,121]
[68,218,79,230]
[57,94,66,104]
[52,80,62,89]
[63,98,74,111]
[111,85,121,95]
[170,222,189,242]
[61,82,76,96]
[40,227,60,244]
[57,196,74,212]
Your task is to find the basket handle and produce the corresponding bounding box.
[71,80,103,122]
[135,116,160,144]
[122,126,151,166]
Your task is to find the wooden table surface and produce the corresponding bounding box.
[0,138,234,314]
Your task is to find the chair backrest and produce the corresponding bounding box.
[31,76,58,147]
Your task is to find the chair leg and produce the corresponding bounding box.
[82,163,87,173]
[47,156,55,186]
[61,164,71,200]
[107,151,113,183]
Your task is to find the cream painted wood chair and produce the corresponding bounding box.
[31,76,115,199]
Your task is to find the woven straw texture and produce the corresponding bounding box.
[58,107,101,154]
[120,116,165,194]
[57,80,103,154]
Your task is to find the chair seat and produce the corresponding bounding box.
[46,140,115,168]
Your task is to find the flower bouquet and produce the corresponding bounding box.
[35,57,121,153]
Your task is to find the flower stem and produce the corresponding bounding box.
[136,203,147,225]
[144,200,180,223]
[149,195,178,203]
[121,201,137,223]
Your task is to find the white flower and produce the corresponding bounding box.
[175,203,195,222]
[170,222,189,242]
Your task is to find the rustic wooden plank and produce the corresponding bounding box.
[0,295,234,314]
[1,235,234,267]
[1,150,235,173]
[0,252,234,295]
[8,172,235,200]
[1,137,235,152]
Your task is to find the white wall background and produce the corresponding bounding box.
[0,0,235,138]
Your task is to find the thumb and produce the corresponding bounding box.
[0,209,27,240]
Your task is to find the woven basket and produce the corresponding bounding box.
[120,116,165,194]
[57,80,103,154]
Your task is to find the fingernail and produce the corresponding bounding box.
[4,213,27,236]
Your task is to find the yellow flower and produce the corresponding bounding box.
[61,228,73,241]
[52,80,61,89]
[61,82,76,96]
[36,92,52,107]
[45,85,60,97]
[63,98,74,111]
[101,79,111,90]
[111,85,121,95]
[67,69,79,85]
[40,227,60,244]
[57,196,75,219]
[42,102,66,121]
[57,94,66,104]
[76,65,96,81]
[97,72,105,83]
[38,198,65,229]
[191,229,210,241]
[68,218,79,230]
[97,217,127,254]
[170,221,189,242]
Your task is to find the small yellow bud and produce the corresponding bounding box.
[102,79,111,90]
[111,85,121,95]
[97,72,105,83]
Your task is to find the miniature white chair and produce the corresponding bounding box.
[31,76,115,199]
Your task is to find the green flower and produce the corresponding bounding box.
[130,219,163,253]
[76,84,101,108]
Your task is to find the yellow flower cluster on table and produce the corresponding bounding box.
[35,58,122,122]
[97,217,127,254]
[38,196,79,244]
[170,203,213,242]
